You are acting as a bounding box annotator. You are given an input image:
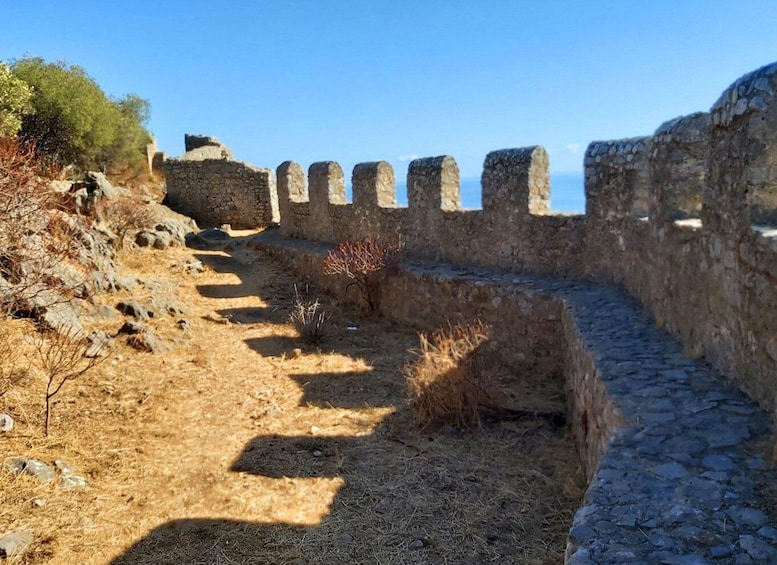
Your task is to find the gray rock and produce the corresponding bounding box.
[654,462,688,480]
[85,330,111,358]
[118,321,144,335]
[0,413,13,432]
[127,332,158,353]
[61,475,88,491]
[757,525,777,542]
[151,231,172,249]
[729,507,769,529]
[0,530,33,559]
[739,534,777,561]
[408,539,424,550]
[7,458,55,483]
[338,533,353,544]
[135,231,157,248]
[185,228,231,250]
[116,300,150,321]
[53,459,75,475]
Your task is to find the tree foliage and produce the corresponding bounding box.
[9,57,151,172]
[0,63,33,137]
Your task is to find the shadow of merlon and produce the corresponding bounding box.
[110,518,308,564]
[230,434,360,478]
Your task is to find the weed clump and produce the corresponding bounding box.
[323,237,402,313]
[404,321,492,430]
[288,287,328,345]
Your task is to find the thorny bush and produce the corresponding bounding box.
[323,237,403,313]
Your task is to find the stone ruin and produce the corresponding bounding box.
[170,61,777,563]
[162,134,278,229]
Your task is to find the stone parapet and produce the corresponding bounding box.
[253,231,777,564]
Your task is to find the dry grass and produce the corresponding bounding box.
[405,321,493,430]
[288,286,329,345]
[0,232,584,564]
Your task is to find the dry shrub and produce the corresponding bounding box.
[404,321,492,430]
[288,286,329,344]
[323,237,402,313]
[94,195,156,249]
[0,137,77,311]
[0,319,25,398]
[32,329,107,436]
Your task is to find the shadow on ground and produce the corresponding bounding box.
[110,231,580,564]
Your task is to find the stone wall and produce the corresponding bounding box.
[252,231,776,563]
[163,136,278,229]
[267,61,777,415]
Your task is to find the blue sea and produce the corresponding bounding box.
[346,173,585,214]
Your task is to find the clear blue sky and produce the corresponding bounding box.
[3,1,777,181]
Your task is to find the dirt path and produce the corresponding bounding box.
[1,236,583,564]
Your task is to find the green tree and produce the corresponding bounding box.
[0,63,33,137]
[99,93,152,171]
[10,57,151,172]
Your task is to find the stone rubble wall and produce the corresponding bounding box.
[163,137,278,229]
[252,231,777,564]
[268,61,777,416]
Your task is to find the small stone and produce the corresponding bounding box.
[116,300,150,321]
[757,525,777,542]
[654,462,688,480]
[134,231,156,248]
[709,544,734,558]
[310,425,320,434]
[54,460,75,475]
[85,331,111,358]
[0,413,13,432]
[313,450,323,458]
[7,458,55,483]
[338,532,353,544]
[729,507,768,529]
[739,534,777,561]
[408,539,424,550]
[289,348,302,359]
[127,332,158,353]
[61,475,88,491]
[118,321,144,335]
[0,530,33,558]
[701,454,735,472]
[32,498,47,508]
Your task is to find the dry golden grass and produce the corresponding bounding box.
[0,232,584,564]
[405,321,492,430]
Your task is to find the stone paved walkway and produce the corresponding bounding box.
[254,232,777,564]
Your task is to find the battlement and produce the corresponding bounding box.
[260,61,777,416]
[166,61,777,415]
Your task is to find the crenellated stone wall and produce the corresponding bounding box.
[174,59,777,564]
[261,61,777,417]
[162,136,278,229]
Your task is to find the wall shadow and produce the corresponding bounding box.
[245,335,299,357]
[288,371,399,409]
[102,231,579,564]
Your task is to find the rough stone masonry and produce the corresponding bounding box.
[171,60,777,564]
[162,135,279,229]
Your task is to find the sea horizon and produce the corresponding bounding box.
[345,172,586,214]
